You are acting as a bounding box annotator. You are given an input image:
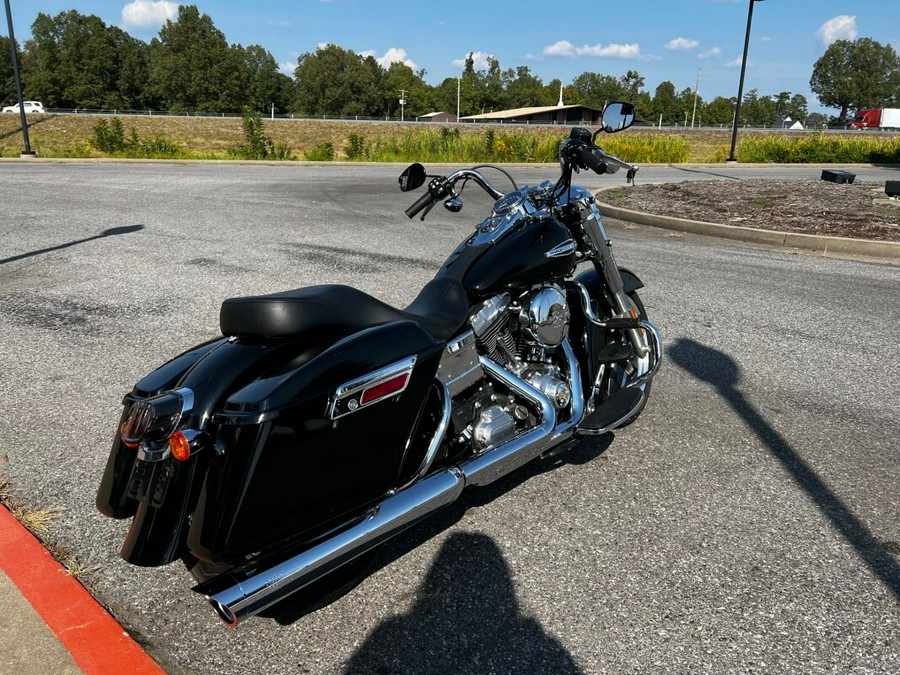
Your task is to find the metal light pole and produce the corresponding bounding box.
[4,0,35,156]
[399,89,407,122]
[727,0,763,163]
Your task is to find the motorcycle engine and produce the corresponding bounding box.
[468,285,572,425]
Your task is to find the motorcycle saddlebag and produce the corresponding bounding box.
[187,320,444,563]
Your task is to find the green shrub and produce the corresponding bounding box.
[92,117,127,153]
[346,133,367,159]
[305,142,335,161]
[230,108,295,160]
[734,132,900,163]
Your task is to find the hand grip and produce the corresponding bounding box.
[405,191,435,219]
[578,145,608,175]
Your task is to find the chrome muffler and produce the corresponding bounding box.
[205,468,466,626]
[205,357,559,626]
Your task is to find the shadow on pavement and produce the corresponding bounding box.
[669,337,900,601]
[344,531,583,675]
[0,225,144,266]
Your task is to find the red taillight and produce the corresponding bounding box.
[120,402,155,448]
[360,373,410,405]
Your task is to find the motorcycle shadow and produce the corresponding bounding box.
[265,434,614,630]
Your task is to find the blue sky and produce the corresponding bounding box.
[7,1,900,115]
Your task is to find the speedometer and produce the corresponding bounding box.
[492,192,523,214]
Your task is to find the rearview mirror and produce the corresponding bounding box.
[399,163,426,192]
[597,102,635,136]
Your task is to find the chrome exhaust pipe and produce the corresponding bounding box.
[206,468,465,626]
[461,356,557,486]
[206,357,559,626]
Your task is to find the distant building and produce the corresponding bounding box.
[418,111,457,123]
[775,115,805,130]
[460,104,603,126]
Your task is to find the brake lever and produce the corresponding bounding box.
[420,199,438,221]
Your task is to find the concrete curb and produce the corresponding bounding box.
[0,505,165,674]
[596,195,900,259]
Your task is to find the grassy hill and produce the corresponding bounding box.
[1,113,897,164]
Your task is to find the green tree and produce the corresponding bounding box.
[23,10,147,108]
[1,36,17,105]
[504,66,545,109]
[382,62,432,118]
[568,71,623,109]
[703,96,736,126]
[243,45,292,114]
[293,43,383,116]
[810,37,900,122]
[739,89,777,126]
[650,81,679,124]
[149,5,248,112]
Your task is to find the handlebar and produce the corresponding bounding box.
[405,168,506,220]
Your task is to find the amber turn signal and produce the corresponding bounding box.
[169,431,192,462]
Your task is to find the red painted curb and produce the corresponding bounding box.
[0,506,165,674]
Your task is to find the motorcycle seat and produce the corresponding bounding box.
[219,276,469,342]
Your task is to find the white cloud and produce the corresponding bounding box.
[698,47,722,60]
[278,61,295,75]
[543,40,640,59]
[452,51,493,71]
[372,47,418,70]
[816,15,857,45]
[725,56,748,68]
[121,0,179,28]
[543,40,576,57]
[666,37,699,51]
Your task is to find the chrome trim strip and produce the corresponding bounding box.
[328,356,417,420]
[397,381,451,490]
[206,468,466,626]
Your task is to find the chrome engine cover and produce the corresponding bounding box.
[473,404,517,451]
[520,285,569,348]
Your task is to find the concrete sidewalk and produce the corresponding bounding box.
[0,506,164,674]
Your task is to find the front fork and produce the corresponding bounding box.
[580,204,649,359]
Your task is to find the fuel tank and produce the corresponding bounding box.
[438,217,577,299]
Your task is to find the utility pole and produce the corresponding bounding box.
[4,0,35,157]
[728,0,764,162]
[456,77,460,122]
[399,89,407,122]
[691,68,701,128]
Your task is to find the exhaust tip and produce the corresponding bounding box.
[209,598,238,627]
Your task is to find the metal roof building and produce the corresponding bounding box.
[459,104,603,125]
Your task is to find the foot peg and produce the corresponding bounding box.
[595,343,634,364]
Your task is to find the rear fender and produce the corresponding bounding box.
[102,334,333,566]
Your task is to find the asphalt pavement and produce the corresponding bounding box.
[0,161,898,674]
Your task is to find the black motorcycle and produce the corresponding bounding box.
[97,101,661,626]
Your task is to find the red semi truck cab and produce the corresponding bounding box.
[849,108,900,130]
